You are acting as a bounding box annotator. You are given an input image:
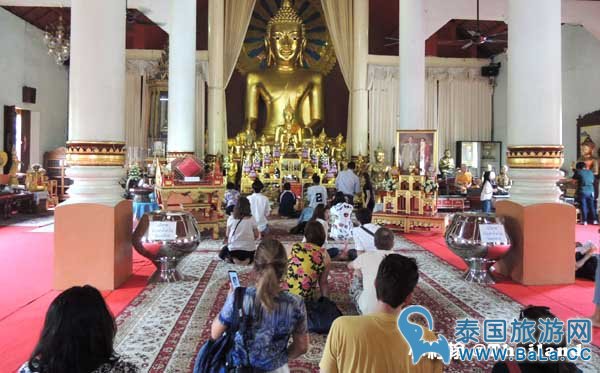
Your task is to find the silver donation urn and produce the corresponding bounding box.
[132,210,200,283]
[444,212,511,284]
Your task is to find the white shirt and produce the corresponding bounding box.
[330,202,354,241]
[335,169,361,196]
[480,181,494,201]
[352,223,381,251]
[247,193,271,231]
[306,185,328,208]
[352,250,389,315]
[227,216,257,251]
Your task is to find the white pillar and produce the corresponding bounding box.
[168,0,197,156]
[399,0,425,130]
[65,0,126,206]
[351,0,369,157]
[207,0,225,156]
[506,0,563,205]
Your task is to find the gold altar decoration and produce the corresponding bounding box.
[0,151,7,170]
[241,0,333,140]
[371,143,390,190]
[66,141,126,167]
[506,145,564,169]
[8,149,20,185]
[25,164,48,192]
[571,135,599,175]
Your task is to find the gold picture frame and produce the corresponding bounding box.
[396,130,438,176]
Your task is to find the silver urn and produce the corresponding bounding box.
[444,212,511,284]
[132,210,200,283]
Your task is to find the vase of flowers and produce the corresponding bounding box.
[423,179,438,196]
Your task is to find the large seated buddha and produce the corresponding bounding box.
[245,0,323,141]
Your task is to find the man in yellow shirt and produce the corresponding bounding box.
[319,254,444,373]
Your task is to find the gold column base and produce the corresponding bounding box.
[506,145,564,169]
[66,141,126,167]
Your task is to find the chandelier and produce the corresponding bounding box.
[43,15,70,65]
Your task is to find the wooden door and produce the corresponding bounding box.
[3,105,16,174]
[20,110,31,172]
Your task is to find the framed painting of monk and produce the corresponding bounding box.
[396,130,438,176]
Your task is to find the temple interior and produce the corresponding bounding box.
[1,0,600,372]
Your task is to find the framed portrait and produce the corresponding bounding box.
[396,130,438,176]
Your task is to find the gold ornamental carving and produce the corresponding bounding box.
[66,141,126,167]
[506,145,564,169]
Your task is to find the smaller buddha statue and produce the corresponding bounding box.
[439,149,455,178]
[455,163,473,194]
[8,149,20,185]
[371,143,390,188]
[331,133,347,161]
[497,165,512,190]
[573,136,599,176]
[275,100,302,148]
[25,164,47,192]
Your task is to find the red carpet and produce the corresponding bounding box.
[402,224,600,346]
[0,226,154,373]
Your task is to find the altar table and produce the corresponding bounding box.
[0,192,34,219]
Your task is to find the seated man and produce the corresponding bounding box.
[351,208,381,252]
[278,182,299,218]
[320,254,442,373]
[290,174,327,234]
[455,163,473,194]
[348,227,393,315]
[247,179,271,234]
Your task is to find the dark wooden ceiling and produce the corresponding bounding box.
[3,0,507,58]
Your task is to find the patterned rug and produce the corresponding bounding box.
[112,229,600,372]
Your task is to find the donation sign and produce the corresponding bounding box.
[479,224,507,243]
[148,221,177,241]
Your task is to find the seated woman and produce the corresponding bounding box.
[287,221,331,299]
[19,285,138,373]
[278,182,299,218]
[219,196,260,264]
[492,305,580,373]
[575,241,598,280]
[209,239,309,372]
[329,191,354,241]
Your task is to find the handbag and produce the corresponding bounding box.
[305,296,342,334]
[193,287,253,373]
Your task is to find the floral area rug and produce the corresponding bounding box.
[113,232,600,372]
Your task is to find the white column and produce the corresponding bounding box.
[506,0,562,205]
[168,0,197,155]
[399,0,425,130]
[207,0,225,156]
[65,0,126,206]
[351,0,369,157]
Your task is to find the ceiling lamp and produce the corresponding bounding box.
[43,15,70,65]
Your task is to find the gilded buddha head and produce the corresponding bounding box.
[581,136,596,159]
[265,0,306,69]
[375,143,386,164]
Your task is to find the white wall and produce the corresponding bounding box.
[0,7,69,160]
[493,24,600,170]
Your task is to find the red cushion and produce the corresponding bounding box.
[176,157,202,177]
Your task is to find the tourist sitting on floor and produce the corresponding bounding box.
[290,174,328,234]
[278,182,299,218]
[492,306,580,373]
[248,179,271,233]
[223,182,240,216]
[351,208,381,252]
[348,227,394,315]
[327,192,356,261]
[219,196,260,264]
[574,161,598,225]
[335,161,360,205]
[303,204,329,244]
[19,285,138,373]
[210,239,309,373]
[287,221,330,299]
[320,254,442,373]
[575,241,598,280]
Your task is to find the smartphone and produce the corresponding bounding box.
[228,270,240,289]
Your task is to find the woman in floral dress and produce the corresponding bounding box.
[286,221,330,299]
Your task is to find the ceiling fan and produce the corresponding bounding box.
[439,0,507,50]
[384,0,507,49]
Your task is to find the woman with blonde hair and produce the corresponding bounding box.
[210,239,309,373]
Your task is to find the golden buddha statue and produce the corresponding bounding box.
[25,164,47,192]
[573,136,599,176]
[371,143,389,187]
[245,0,323,140]
[439,149,455,178]
[497,165,512,190]
[275,100,302,147]
[8,149,20,185]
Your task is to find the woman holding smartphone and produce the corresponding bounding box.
[210,239,309,373]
